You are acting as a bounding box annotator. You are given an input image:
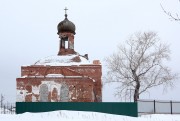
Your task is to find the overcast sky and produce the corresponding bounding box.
[0,0,180,102]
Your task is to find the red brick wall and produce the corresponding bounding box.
[18,64,102,102]
[70,65,102,102]
[17,77,94,102]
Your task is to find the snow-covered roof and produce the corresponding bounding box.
[34,54,91,66]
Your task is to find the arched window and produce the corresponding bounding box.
[39,84,49,102]
[60,84,69,102]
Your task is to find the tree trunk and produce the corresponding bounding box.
[134,78,140,102]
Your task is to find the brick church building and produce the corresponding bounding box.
[16,9,102,102]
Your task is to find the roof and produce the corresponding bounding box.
[34,54,91,66]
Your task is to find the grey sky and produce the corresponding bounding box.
[0,0,180,102]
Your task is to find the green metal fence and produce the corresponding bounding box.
[16,102,137,117]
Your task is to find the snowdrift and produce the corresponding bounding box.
[0,110,180,121]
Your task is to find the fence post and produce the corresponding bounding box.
[154,100,156,114]
[170,100,172,114]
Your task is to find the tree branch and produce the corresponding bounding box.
[104,31,178,101]
[160,3,180,21]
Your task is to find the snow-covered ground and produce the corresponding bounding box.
[0,108,9,114]
[0,107,15,114]
[0,110,180,121]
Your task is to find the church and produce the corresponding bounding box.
[16,8,102,102]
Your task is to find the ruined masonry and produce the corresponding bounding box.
[16,9,102,102]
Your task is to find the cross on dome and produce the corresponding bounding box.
[64,7,68,18]
[64,7,68,14]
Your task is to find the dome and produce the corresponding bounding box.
[57,14,76,35]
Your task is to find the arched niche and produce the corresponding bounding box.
[39,84,49,102]
[60,84,69,102]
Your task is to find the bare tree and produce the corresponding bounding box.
[161,1,180,21]
[0,94,5,108]
[104,31,178,102]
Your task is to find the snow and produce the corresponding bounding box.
[0,108,11,114]
[64,76,83,78]
[46,74,64,77]
[0,110,180,121]
[22,75,82,78]
[34,54,91,66]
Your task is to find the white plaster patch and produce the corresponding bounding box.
[16,89,27,102]
[32,86,39,95]
[32,95,37,102]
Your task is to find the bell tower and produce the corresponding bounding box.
[57,7,76,55]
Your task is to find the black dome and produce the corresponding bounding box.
[57,14,76,35]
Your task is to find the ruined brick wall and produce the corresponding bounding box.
[70,65,102,102]
[21,66,83,77]
[17,77,94,102]
[18,64,102,102]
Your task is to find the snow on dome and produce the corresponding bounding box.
[34,54,91,66]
